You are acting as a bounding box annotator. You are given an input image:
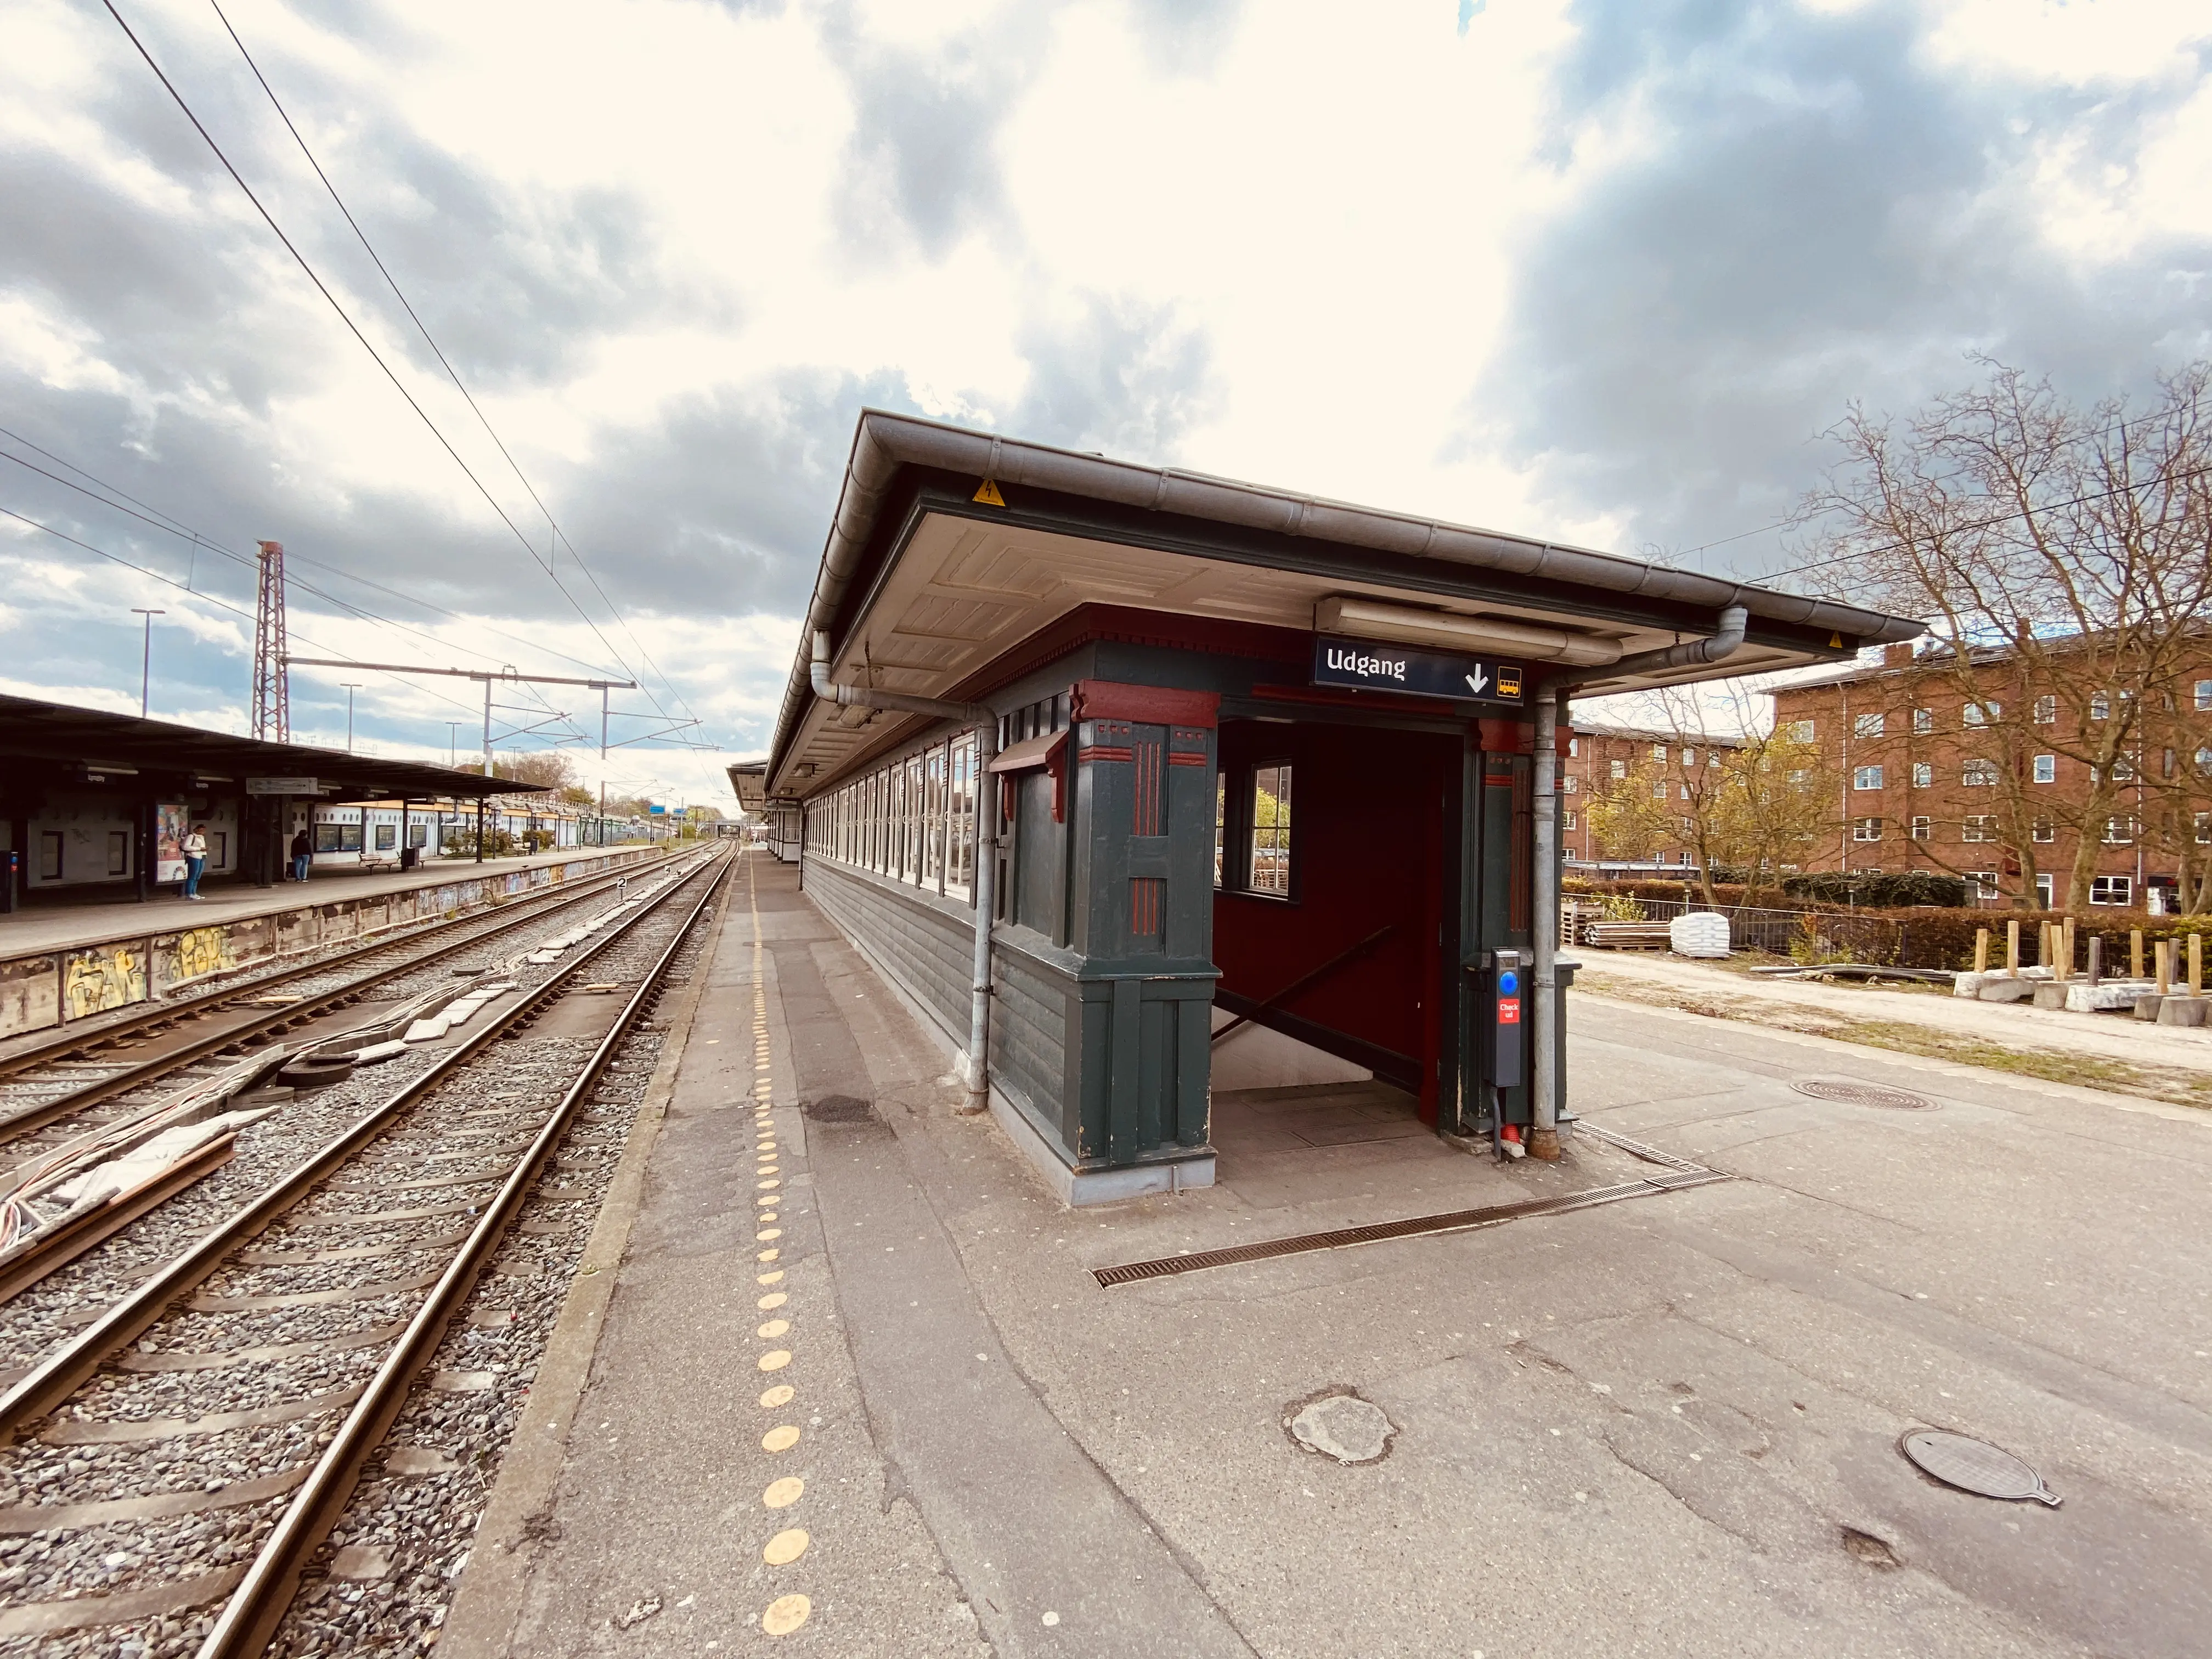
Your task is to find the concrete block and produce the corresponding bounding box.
[2031,984,2069,1011]
[1952,972,1985,998]
[2064,980,2155,1013]
[1977,978,2035,1003]
[2156,996,2208,1028]
[403,1017,450,1043]
[2134,995,2165,1022]
[349,1039,409,1064]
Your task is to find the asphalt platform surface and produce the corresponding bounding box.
[450,852,2212,1658]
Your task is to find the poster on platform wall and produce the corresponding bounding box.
[155,803,189,883]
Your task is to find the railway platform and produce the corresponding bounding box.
[442,851,2212,1659]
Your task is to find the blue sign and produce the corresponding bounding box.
[1312,635,1526,704]
[647,804,667,815]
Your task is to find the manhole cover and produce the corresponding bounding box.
[1792,1079,1934,1111]
[1900,1429,2061,1506]
[803,1094,876,1124]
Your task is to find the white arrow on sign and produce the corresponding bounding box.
[1465,669,1489,696]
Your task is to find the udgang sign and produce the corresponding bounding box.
[1311,636,1527,706]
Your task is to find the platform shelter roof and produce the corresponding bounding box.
[0,692,541,803]
[766,411,1926,799]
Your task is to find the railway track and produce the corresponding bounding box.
[0,848,679,1150]
[0,844,732,1656]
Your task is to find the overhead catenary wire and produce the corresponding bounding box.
[206,0,703,735]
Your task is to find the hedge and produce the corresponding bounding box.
[1780,909,2209,973]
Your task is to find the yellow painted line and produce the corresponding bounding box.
[758,1248,780,1262]
[763,1476,803,1509]
[758,1292,787,1310]
[763,1528,808,1566]
[759,1383,795,1408]
[758,1350,792,1372]
[762,1593,811,1635]
[757,1228,782,1241]
[757,1270,785,1285]
[757,1319,789,1339]
[762,1424,800,1452]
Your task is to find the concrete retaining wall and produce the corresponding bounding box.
[0,845,665,1040]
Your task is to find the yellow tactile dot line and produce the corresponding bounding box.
[747,857,814,1639]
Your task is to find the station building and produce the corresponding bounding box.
[762,413,1921,1201]
[0,692,539,906]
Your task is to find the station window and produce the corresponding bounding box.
[2032,754,2056,784]
[1853,765,1882,791]
[39,831,62,881]
[2090,874,2132,907]
[1912,708,1934,735]
[1852,816,1882,842]
[1854,713,1884,738]
[106,831,129,876]
[1214,772,1226,889]
[409,823,428,848]
[374,823,397,851]
[1249,763,1293,895]
[1911,762,1932,788]
[1909,816,1930,840]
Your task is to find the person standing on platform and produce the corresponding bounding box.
[182,823,208,899]
[290,827,312,884]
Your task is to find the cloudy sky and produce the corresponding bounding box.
[3,0,2207,803]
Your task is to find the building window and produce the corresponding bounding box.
[2196,679,2212,712]
[1962,815,1996,843]
[1965,871,1998,901]
[2196,811,2210,845]
[2103,816,2133,845]
[1214,771,1226,889]
[1965,702,2000,726]
[1567,737,1581,758]
[1682,746,1697,766]
[1854,713,1884,738]
[1852,816,1883,842]
[409,822,428,848]
[2197,747,2212,778]
[1560,775,1577,793]
[1787,769,1807,786]
[1680,783,1692,800]
[947,734,977,901]
[1784,720,1814,742]
[2089,691,2111,720]
[1249,764,1293,894]
[107,831,129,876]
[2035,873,2055,907]
[1562,809,1578,832]
[1650,744,1667,762]
[2032,754,2056,784]
[1911,761,1932,788]
[1853,765,1883,790]
[2090,874,2132,907]
[374,823,397,851]
[1652,780,1667,801]
[2033,696,2057,725]
[38,831,61,881]
[1961,759,1999,786]
[2109,756,2135,782]
[1912,707,1934,735]
[1609,759,1626,780]
[1909,816,1930,840]
[2163,748,2177,779]
[2031,816,2055,843]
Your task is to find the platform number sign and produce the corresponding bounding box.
[1311,636,1527,706]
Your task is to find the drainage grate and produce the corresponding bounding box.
[1092,1171,1730,1288]
[1900,1429,2062,1506]
[1792,1078,1934,1111]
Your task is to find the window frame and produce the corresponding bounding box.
[1246,761,1295,898]
[1853,765,1883,791]
[1851,816,1883,843]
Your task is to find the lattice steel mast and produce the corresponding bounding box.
[251,539,290,741]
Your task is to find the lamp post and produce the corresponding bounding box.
[341,682,363,752]
[131,609,164,716]
[447,722,464,768]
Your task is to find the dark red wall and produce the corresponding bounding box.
[1213,721,1458,1109]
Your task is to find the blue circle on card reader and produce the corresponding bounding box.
[1499,970,1519,995]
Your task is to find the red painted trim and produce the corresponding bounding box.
[1166,752,1206,766]
[1070,679,1222,729]
[1479,718,1533,753]
[1077,746,1135,764]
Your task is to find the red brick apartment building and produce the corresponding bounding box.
[1558,721,1742,874]
[1770,643,2212,910]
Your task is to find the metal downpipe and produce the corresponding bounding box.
[808,631,1000,1111]
[1527,605,1748,1161]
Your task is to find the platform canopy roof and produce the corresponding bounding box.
[726,760,768,811]
[768,411,1925,798]
[0,692,542,802]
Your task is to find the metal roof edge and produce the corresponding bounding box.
[766,410,1927,789]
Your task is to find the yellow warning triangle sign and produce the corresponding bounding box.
[1829,631,1843,647]
[973,479,1006,506]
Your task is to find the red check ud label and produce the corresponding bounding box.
[1498,997,1521,1025]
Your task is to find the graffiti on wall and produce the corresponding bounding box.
[64,942,148,1019]
[171,926,233,984]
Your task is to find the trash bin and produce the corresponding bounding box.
[400,846,419,871]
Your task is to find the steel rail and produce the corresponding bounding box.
[0,845,729,1444]
[197,845,733,1656]
[0,850,690,1149]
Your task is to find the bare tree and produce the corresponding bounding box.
[1804,361,2212,910]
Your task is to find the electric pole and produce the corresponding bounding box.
[252,541,290,741]
[131,608,163,716]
